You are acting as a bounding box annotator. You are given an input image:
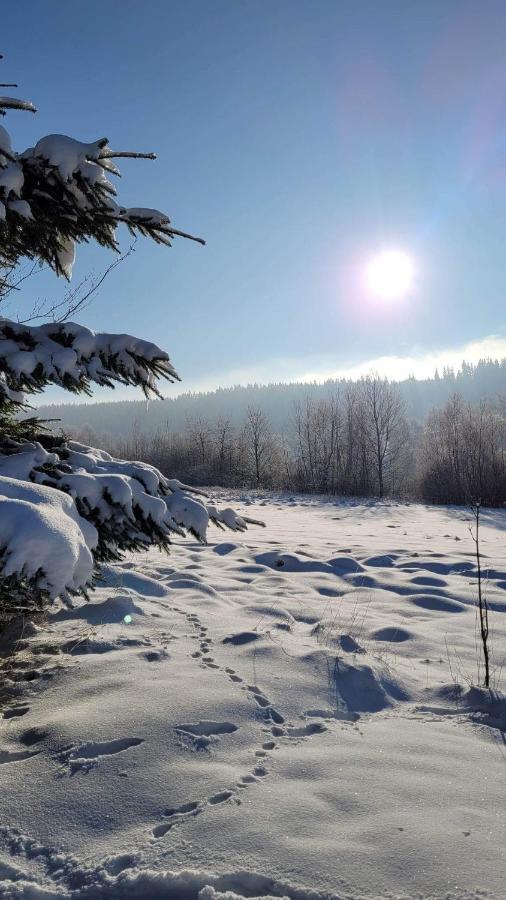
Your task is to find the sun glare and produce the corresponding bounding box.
[364,250,415,300]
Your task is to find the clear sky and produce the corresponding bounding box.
[2,1,506,400]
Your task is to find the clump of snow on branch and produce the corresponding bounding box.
[0,475,96,618]
[0,120,204,278]
[0,318,179,401]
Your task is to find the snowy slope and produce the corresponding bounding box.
[0,496,505,900]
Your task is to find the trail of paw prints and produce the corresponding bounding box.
[150,633,335,840]
[0,650,66,723]
[176,607,330,751]
[151,723,289,841]
[151,710,281,840]
[177,606,336,747]
[182,611,220,670]
[150,736,279,841]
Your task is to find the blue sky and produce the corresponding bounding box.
[2,0,506,400]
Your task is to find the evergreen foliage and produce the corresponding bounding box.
[0,57,259,629]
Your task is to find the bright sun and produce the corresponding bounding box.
[364,249,415,300]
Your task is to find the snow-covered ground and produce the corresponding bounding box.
[0,494,505,900]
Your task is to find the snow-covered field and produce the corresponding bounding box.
[0,495,505,900]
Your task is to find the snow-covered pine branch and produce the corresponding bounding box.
[0,437,263,624]
[0,56,261,629]
[0,318,179,405]
[0,127,204,278]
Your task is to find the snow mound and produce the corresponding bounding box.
[0,476,96,603]
[0,869,323,900]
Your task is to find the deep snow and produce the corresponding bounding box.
[0,495,505,900]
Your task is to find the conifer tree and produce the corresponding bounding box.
[0,56,261,628]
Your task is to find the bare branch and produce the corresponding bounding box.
[163,227,206,246]
[19,242,137,325]
[99,150,157,161]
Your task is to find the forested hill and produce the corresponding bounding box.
[32,358,505,438]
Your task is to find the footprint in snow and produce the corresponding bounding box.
[238,774,257,786]
[19,727,48,747]
[287,722,327,738]
[176,720,238,737]
[2,704,30,719]
[140,650,169,663]
[175,720,239,751]
[208,789,234,805]
[56,737,144,775]
[152,789,237,838]
[249,691,270,709]
[0,748,40,764]
[244,686,285,724]
[152,800,202,837]
[270,725,286,737]
[222,631,259,646]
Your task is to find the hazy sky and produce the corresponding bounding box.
[2,1,506,400]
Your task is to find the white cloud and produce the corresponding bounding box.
[186,334,506,392]
[296,334,506,384]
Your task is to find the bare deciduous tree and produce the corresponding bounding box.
[420,394,505,505]
[244,406,272,485]
[360,376,409,498]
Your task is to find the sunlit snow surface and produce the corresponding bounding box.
[0,494,505,899]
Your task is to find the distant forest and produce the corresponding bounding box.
[34,358,505,434]
[30,358,506,506]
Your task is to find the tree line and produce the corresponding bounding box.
[35,357,506,438]
[71,376,506,507]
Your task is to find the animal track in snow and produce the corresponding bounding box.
[19,727,48,747]
[244,686,285,724]
[225,667,243,683]
[270,725,286,737]
[208,789,234,805]
[175,720,239,751]
[287,722,327,738]
[176,720,239,737]
[239,774,257,785]
[164,799,200,816]
[56,737,144,774]
[250,691,270,708]
[222,631,259,646]
[2,704,30,719]
[152,800,203,837]
[140,649,169,662]
[152,788,237,838]
[0,748,40,765]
